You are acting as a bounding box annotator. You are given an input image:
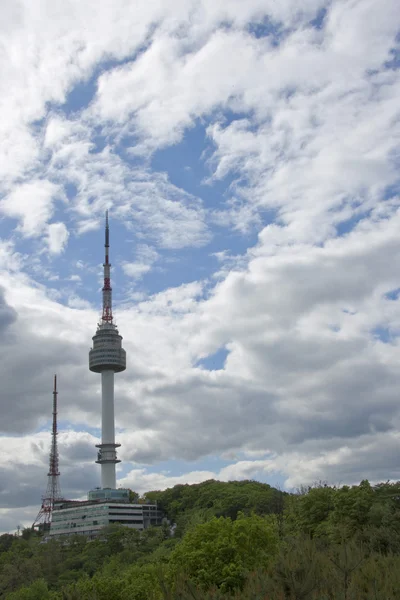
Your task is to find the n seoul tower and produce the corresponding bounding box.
[89,211,126,489]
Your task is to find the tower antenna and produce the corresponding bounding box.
[102,209,113,323]
[33,375,63,529]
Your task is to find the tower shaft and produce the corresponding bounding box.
[102,371,115,443]
[97,370,120,489]
[89,212,126,490]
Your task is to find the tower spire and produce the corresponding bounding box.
[102,210,113,323]
[33,375,63,529]
[105,209,109,248]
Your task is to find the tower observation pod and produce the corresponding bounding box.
[89,211,126,489]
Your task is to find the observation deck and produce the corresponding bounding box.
[89,323,126,373]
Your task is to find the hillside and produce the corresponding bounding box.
[1,479,400,599]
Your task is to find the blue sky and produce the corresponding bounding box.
[0,0,399,532]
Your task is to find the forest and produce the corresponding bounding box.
[1,478,400,599]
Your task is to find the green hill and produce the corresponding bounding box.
[2,479,400,599]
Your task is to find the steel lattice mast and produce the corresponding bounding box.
[89,211,126,489]
[33,375,62,528]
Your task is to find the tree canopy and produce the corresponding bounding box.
[1,479,400,599]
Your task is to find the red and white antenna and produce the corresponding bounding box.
[102,210,113,323]
[33,375,63,529]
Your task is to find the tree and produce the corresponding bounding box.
[273,536,323,600]
[0,533,14,554]
[329,480,373,540]
[169,513,279,592]
[6,578,57,600]
[326,540,365,600]
[128,489,140,503]
[284,483,335,538]
[349,553,400,599]
[145,480,284,528]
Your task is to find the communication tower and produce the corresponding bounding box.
[33,375,62,528]
[89,211,126,489]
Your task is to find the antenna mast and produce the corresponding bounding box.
[102,210,113,323]
[33,375,63,529]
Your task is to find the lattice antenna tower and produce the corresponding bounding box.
[33,375,63,528]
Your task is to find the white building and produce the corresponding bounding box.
[50,490,163,539]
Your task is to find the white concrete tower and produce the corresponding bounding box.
[89,212,126,489]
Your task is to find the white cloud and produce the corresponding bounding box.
[119,429,400,494]
[122,244,159,280]
[46,222,69,254]
[1,180,63,237]
[119,468,218,495]
[0,241,24,272]
[43,130,209,248]
[123,263,152,279]
[67,295,92,309]
[92,29,265,151]
[44,115,87,149]
[0,0,183,186]
[0,429,100,531]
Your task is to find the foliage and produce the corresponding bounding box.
[169,512,279,592]
[6,579,56,600]
[0,535,15,554]
[128,489,140,503]
[284,483,335,538]
[349,553,400,599]
[2,479,400,599]
[146,479,286,525]
[329,479,374,540]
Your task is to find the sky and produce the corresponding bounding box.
[0,0,400,533]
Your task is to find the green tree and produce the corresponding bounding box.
[6,578,57,600]
[326,540,365,600]
[284,483,335,538]
[120,564,162,600]
[349,553,400,599]
[0,537,42,597]
[169,513,278,592]
[329,480,374,540]
[128,489,140,503]
[272,536,325,600]
[0,533,14,554]
[145,480,284,528]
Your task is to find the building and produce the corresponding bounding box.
[48,213,162,538]
[51,490,163,539]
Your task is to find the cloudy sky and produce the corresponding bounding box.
[0,0,400,532]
